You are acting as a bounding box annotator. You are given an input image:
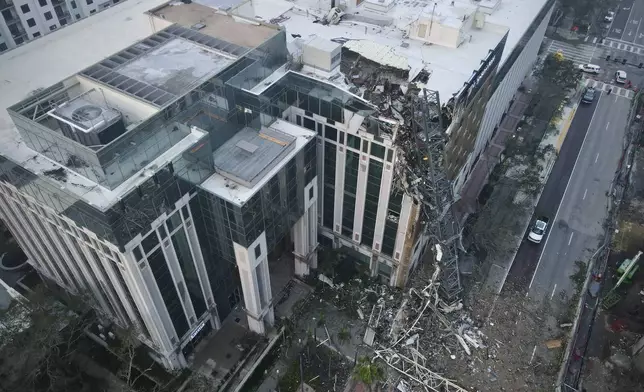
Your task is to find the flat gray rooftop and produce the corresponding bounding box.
[213,127,296,188]
[119,38,234,96]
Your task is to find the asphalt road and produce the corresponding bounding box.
[502,97,599,292]
[527,93,631,301]
[605,0,644,46]
[607,0,636,41]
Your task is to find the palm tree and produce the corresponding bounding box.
[353,356,385,392]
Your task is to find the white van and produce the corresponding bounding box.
[578,64,601,74]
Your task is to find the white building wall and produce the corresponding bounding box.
[333,144,346,234]
[352,154,369,243]
[233,232,273,334]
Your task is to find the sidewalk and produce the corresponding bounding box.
[483,80,587,295]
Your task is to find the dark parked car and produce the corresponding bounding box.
[581,87,596,103]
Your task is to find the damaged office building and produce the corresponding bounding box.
[0,0,555,371]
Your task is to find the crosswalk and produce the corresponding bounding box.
[585,79,635,100]
[599,38,644,55]
[546,40,597,65]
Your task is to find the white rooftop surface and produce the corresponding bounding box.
[201,119,316,206]
[251,0,549,99]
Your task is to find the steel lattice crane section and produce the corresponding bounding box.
[410,90,462,301]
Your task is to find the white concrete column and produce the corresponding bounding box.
[293,179,318,276]
[233,232,273,335]
[333,146,346,234]
[352,155,369,243]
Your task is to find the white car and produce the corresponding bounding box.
[616,70,627,84]
[605,11,615,22]
[578,64,601,74]
[528,217,549,244]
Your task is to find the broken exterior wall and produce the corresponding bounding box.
[393,199,422,286]
[444,58,498,180]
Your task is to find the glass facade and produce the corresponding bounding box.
[322,142,336,229]
[361,159,383,247]
[171,227,207,318]
[147,247,190,339]
[342,151,359,238]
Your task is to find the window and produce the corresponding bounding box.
[26,18,36,27]
[303,117,315,131]
[20,4,30,13]
[141,232,159,254]
[32,32,40,37]
[325,126,337,142]
[386,149,394,162]
[49,24,56,30]
[296,115,301,126]
[371,143,385,159]
[133,246,143,261]
[44,11,52,20]
[362,140,369,153]
[70,0,77,8]
[347,134,360,149]
[309,187,314,201]
[75,13,80,19]
[38,0,47,6]
[86,0,93,4]
[254,244,261,259]
[339,131,345,145]
[89,9,95,13]
[0,43,8,52]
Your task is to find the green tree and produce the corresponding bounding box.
[353,356,385,392]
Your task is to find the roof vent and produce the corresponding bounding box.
[191,23,206,30]
[236,140,258,154]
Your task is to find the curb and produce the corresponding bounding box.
[556,105,578,152]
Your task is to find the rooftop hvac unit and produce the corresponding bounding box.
[48,92,126,148]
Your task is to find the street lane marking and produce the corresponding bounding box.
[568,232,574,246]
[593,37,598,44]
[530,345,537,364]
[583,188,588,200]
[551,284,557,299]
[595,153,600,163]
[528,94,603,290]
[606,121,610,130]
[622,4,636,41]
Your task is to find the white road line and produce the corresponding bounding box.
[595,153,600,163]
[529,345,537,364]
[584,36,589,42]
[528,94,604,290]
[583,188,588,200]
[622,4,636,41]
[593,37,598,44]
[568,232,575,246]
[550,284,557,299]
[606,121,610,130]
